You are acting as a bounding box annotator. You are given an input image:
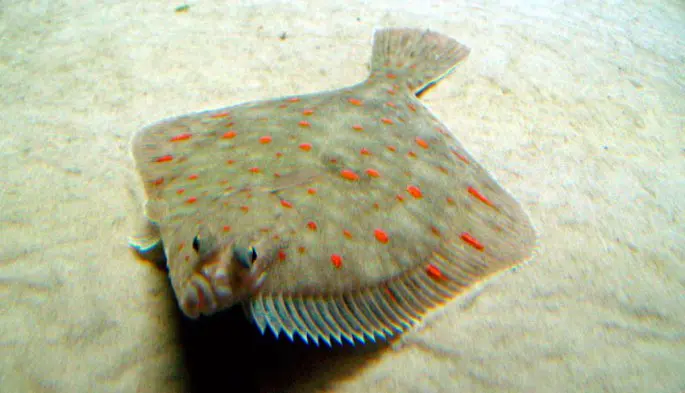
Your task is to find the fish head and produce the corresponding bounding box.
[171,224,285,319]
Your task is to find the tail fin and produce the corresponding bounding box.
[370,28,470,94]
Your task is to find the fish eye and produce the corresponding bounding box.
[234,245,257,269]
[192,235,201,253]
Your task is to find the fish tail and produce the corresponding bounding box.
[369,28,470,95]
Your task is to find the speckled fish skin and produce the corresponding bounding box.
[130,28,537,346]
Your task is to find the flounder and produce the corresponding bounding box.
[130,28,537,346]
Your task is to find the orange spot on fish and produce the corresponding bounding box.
[287,97,300,102]
[155,155,173,163]
[360,147,372,155]
[347,98,363,106]
[374,228,389,244]
[340,169,359,181]
[343,229,353,239]
[170,133,192,142]
[386,145,397,152]
[407,151,417,158]
[467,186,495,207]
[185,197,197,204]
[297,246,306,254]
[396,194,405,202]
[373,202,380,210]
[407,103,417,112]
[210,112,230,118]
[426,264,444,280]
[281,200,293,208]
[352,124,364,131]
[249,167,260,173]
[331,254,343,268]
[222,130,237,139]
[446,197,456,205]
[386,101,397,108]
[302,109,314,115]
[240,206,249,212]
[152,177,164,185]
[188,174,198,180]
[275,152,283,158]
[452,149,470,164]
[307,188,317,195]
[178,242,185,252]
[460,232,485,251]
[436,127,448,136]
[407,185,423,198]
[273,173,281,178]
[278,250,287,261]
[415,137,429,149]
[381,117,394,125]
[298,120,311,127]
[438,166,449,174]
[365,168,380,177]
[226,159,235,165]
[176,188,185,195]
[386,72,397,79]
[431,226,441,237]
[299,143,312,151]
[223,225,231,232]
[259,136,272,144]
[307,221,317,231]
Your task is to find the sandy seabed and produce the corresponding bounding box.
[1,1,683,392]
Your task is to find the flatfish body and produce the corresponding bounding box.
[130,28,537,346]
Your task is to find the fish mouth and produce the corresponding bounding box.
[179,261,267,319]
[179,263,233,319]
